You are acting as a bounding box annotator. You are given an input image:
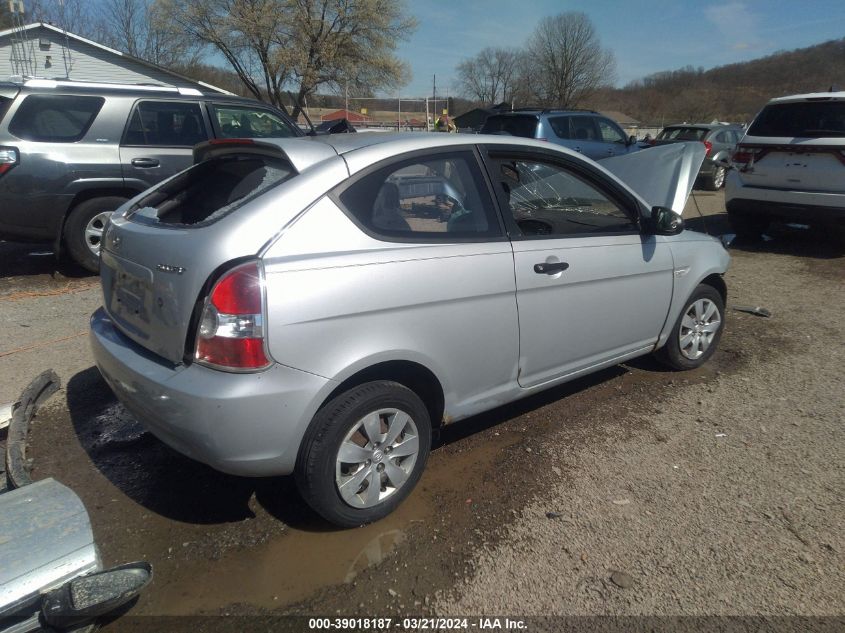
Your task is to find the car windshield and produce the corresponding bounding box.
[481,115,538,138]
[657,127,709,141]
[748,101,845,137]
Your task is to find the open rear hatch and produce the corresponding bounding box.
[100,140,307,364]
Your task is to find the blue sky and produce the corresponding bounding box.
[393,0,845,97]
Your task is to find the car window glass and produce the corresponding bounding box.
[339,151,500,239]
[731,130,742,143]
[496,159,636,237]
[211,104,298,138]
[480,115,538,138]
[548,116,572,139]
[597,119,625,143]
[0,96,12,123]
[658,127,708,141]
[714,131,728,143]
[570,117,599,141]
[748,101,845,137]
[8,95,104,142]
[123,101,207,147]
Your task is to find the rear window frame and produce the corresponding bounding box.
[126,151,297,229]
[7,94,105,143]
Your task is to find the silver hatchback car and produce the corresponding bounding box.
[90,134,729,527]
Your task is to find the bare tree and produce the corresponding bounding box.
[456,47,519,105]
[159,0,415,117]
[103,0,202,67]
[284,0,415,119]
[524,12,615,108]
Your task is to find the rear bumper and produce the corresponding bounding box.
[90,307,334,476]
[725,174,845,224]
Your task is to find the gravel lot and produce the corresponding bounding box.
[1,191,843,628]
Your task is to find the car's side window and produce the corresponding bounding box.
[123,100,207,147]
[494,158,637,237]
[596,118,626,144]
[8,95,104,142]
[210,104,298,138]
[338,151,501,240]
[571,117,599,141]
[714,131,730,143]
[548,116,572,139]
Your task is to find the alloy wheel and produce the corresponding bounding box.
[679,298,721,360]
[84,211,113,257]
[335,408,420,508]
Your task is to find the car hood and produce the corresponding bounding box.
[600,142,706,215]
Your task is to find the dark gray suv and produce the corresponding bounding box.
[0,79,303,271]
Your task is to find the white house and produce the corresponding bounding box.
[0,22,230,93]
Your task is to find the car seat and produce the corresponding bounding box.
[372,182,410,232]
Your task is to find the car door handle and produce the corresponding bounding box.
[533,262,569,275]
[131,158,160,168]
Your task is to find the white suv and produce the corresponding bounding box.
[725,91,845,238]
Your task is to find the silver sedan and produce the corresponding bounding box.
[90,133,729,527]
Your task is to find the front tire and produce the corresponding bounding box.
[296,381,431,527]
[656,284,725,370]
[64,196,128,272]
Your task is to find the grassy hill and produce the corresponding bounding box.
[587,38,845,125]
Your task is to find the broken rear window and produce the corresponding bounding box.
[128,154,295,227]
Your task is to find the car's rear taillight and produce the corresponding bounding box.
[732,145,766,166]
[195,261,272,371]
[0,147,18,176]
[703,140,713,157]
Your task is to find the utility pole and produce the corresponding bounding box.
[432,74,437,129]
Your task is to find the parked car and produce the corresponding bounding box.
[479,109,640,161]
[650,123,744,190]
[725,91,845,238]
[0,79,304,271]
[90,134,729,527]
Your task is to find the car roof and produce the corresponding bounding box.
[768,91,845,104]
[489,109,599,117]
[11,79,271,106]
[662,123,740,130]
[257,132,579,174]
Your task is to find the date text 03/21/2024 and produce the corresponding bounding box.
[307,617,528,630]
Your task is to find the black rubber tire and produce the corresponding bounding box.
[702,165,726,191]
[727,211,768,240]
[656,283,725,371]
[64,196,128,272]
[295,381,431,528]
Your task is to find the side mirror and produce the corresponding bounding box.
[627,135,637,146]
[648,206,684,235]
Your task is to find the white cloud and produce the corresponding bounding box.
[704,2,765,51]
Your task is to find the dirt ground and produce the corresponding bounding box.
[0,190,843,630]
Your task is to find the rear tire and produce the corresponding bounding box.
[64,196,128,272]
[295,381,431,528]
[702,165,726,191]
[656,283,725,371]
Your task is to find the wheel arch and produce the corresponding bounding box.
[54,185,143,253]
[699,272,727,304]
[319,360,446,431]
